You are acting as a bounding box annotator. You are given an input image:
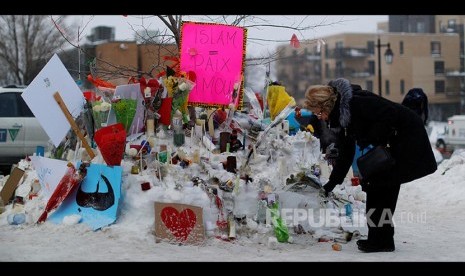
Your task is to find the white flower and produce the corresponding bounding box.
[178,82,188,92]
[100,102,111,112]
[93,105,102,112]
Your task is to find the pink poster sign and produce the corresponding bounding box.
[180,21,246,109]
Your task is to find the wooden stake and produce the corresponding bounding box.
[207,109,215,138]
[53,92,95,159]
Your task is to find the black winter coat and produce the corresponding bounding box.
[324,79,437,191]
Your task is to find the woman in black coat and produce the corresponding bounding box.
[304,78,437,252]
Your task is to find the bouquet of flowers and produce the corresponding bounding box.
[111,97,137,133]
[92,100,112,130]
[129,77,163,132]
[164,75,196,124]
[82,91,99,143]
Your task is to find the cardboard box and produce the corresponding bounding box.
[0,167,25,204]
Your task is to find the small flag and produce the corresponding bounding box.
[290,34,300,48]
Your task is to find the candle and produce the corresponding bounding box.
[207,109,215,138]
[146,118,154,137]
[303,140,307,165]
[195,124,203,139]
[191,126,194,146]
[131,165,139,174]
[157,152,162,182]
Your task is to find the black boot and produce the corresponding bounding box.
[358,241,395,253]
[356,239,368,247]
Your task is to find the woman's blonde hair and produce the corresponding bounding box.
[304,85,338,114]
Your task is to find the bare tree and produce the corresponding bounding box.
[130,15,344,87]
[0,15,70,85]
[58,15,345,89]
[148,15,335,62]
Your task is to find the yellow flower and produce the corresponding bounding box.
[163,76,178,97]
[306,124,314,134]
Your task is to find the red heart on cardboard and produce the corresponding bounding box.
[160,207,196,241]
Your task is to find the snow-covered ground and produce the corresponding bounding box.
[1,134,464,262]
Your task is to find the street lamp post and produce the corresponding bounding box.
[377,37,394,97]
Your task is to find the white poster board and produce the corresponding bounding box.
[30,156,69,200]
[22,54,85,147]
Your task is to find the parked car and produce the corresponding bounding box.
[0,85,50,165]
[427,121,448,150]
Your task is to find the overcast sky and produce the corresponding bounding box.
[69,15,388,56]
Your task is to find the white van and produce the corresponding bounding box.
[0,86,50,165]
[445,115,465,150]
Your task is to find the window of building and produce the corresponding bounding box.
[400,79,405,95]
[366,80,373,92]
[325,44,329,57]
[314,63,321,74]
[303,67,309,75]
[434,61,445,75]
[367,41,375,54]
[435,80,445,93]
[431,41,441,56]
[399,41,404,55]
[325,63,330,78]
[368,60,375,75]
[448,19,456,29]
[313,45,319,54]
[417,21,425,33]
[336,61,343,77]
[385,80,390,96]
[336,41,343,49]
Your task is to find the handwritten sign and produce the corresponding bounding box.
[21,54,85,147]
[30,156,70,200]
[180,21,246,109]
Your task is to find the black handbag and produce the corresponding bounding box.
[357,145,395,181]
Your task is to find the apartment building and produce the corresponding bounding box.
[61,40,178,88]
[90,42,178,86]
[276,15,465,121]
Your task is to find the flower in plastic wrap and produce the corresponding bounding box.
[92,101,111,130]
[171,77,195,123]
[111,97,137,133]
